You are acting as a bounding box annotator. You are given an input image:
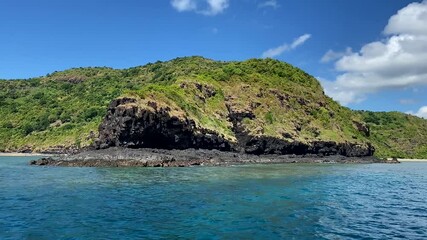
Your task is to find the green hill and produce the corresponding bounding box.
[0,56,426,158]
[360,111,427,159]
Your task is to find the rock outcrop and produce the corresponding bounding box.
[225,99,374,157]
[94,97,375,157]
[29,147,387,167]
[238,136,374,157]
[95,97,231,151]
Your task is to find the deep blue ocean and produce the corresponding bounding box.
[1,156,426,239]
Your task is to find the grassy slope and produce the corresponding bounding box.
[0,57,426,157]
[129,58,368,146]
[360,111,427,159]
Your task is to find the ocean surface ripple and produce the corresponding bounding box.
[0,156,426,239]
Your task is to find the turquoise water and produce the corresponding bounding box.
[1,157,426,239]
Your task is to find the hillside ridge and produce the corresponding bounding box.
[0,56,426,158]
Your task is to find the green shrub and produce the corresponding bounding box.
[265,112,274,124]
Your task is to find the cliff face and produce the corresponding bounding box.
[92,57,376,157]
[95,96,374,157]
[96,97,231,151]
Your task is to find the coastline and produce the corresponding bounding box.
[397,158,427,162]
[29,147,399,167]
[0,152,55,157]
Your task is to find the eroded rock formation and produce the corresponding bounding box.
[94,97,375,157]
[95,97,231,151]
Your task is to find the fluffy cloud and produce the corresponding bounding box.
[171,0,229,16]
[321,0,427,105]
[262,34,311,58]
[408,106,427,119]
[259,0,280,9]
[320,79,366,105]
[320,47,353,63]
[384,1,427,36]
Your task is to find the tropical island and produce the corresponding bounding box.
[1,57,426,166]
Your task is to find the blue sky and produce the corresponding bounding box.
[1,0,426,117]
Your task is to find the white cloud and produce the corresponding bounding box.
[290,34,311,49]
[384,1,427,36]
[321,0,427,105]
[407,106,427,119]
[399,98,417,105]
[170,0,229,16]
[204,0,229,15]
[259,0,280,9]
[171,0,197,12]
[320,47,353,63]
[320,78,366,105]
[262,44,289,59]
[262,34,311,58]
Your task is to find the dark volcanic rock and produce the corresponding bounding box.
[225,100,374,157]
[94,97,375,158]
[353,121,370,137]
[29,147,389,167]
[239,136,374,157]
[30,158,52,166]
[95,98,231,151]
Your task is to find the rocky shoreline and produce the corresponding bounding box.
[26,96,399,167]
[29,147,399,167]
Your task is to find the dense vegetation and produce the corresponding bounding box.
[0,56,426,158]
[360,111,427,159]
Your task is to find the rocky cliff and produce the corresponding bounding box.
[96,97,231,151]
[95,96,374,157]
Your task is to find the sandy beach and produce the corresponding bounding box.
[0,152,54,157]
[397,159,427,162]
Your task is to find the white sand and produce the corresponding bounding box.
[397,158,427,162]
[0,152,53,157]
